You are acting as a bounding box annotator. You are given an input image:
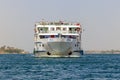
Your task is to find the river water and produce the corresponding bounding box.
[0,54,120,80]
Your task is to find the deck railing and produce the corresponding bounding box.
[36,31,78,34]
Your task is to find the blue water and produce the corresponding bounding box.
[0,54,120,80]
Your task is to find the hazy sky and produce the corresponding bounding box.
[0,0,120,52]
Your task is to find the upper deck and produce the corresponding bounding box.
[34,21,82,35]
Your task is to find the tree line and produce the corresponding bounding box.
[0,45,27,54]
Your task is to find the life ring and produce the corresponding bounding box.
[76,28,80,32]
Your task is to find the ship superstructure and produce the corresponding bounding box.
[34,21,83,57]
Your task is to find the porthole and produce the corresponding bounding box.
[42,44,44,47]
[75,44,76,47]
[39,44,41,47]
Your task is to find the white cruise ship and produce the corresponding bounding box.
[34,21,83,57]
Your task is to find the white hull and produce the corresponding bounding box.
[34,39,82,57]
[34,52,81,57]
[46,42,71,55]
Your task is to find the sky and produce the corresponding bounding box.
[0,0,120,52]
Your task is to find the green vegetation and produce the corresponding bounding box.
[0,45,28,54]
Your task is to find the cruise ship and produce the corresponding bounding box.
[34,21,83,57]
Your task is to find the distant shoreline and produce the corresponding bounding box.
[0,45,29,54]
[0,52,29,54]
[85,50,120,54]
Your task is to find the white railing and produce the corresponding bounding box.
[47,38,73,42]
[36,31,79,34]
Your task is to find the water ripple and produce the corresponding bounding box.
[0,54,120,80]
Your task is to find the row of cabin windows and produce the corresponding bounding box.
[37,43,80,48]
[37,27,77,32]
[51,27,67,31]
[36,43,44,47]
[39,35,77,39]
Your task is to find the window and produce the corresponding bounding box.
[39,35,45,39]
[50,27,54,31]
[69,28,72,31]
[45,35,49,38]
[61,35,66,38]
[50,35,54,38]
[63,27,66,31]
[69,27,76,33]
[56,27,61,30]
[75,44,76,47]
[42,44,44,47]
[39,44,41,47]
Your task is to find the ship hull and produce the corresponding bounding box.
[34,41,81,57]
[34,52,81,57]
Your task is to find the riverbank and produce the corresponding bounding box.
[0,45,28,54]
[85,50,120,54]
